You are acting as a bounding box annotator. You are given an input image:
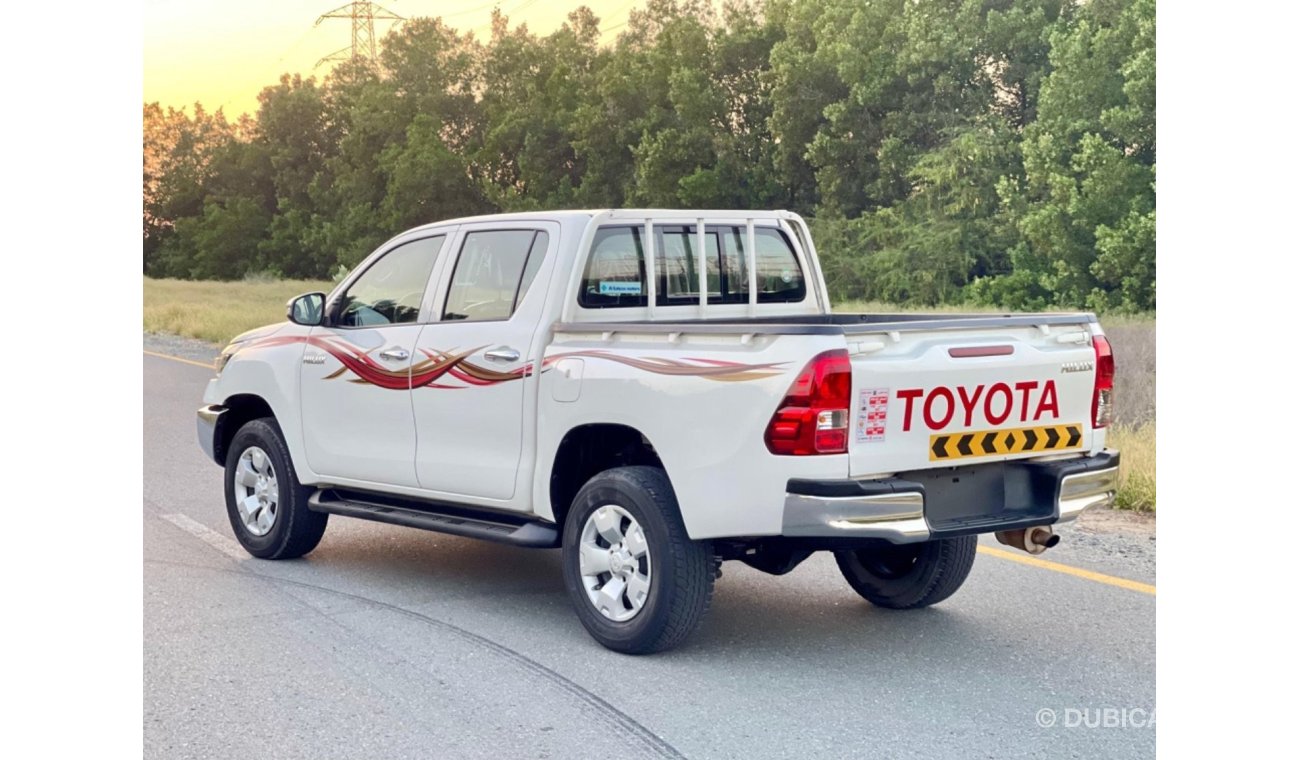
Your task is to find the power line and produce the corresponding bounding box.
[437,1,504,19]
[493,0,543,25]
[601,0,639,31]
[463,0,541,37]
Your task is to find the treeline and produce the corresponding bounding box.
[143,0,1154,311]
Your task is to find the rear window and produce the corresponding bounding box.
[579,225,805,309]
[580,226,648,308]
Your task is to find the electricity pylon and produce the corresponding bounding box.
[315,2,403,68]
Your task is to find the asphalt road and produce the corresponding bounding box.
[144,350,1156,759]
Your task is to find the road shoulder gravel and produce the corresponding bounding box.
[1045,507,1156,584]
[145,332,222,365]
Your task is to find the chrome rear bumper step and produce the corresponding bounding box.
[782,450,1119,544]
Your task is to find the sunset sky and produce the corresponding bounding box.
[144,0,641,118]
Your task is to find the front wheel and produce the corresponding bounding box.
[224,418,328,559]
[561,467,716,654]
[834,535,977,609]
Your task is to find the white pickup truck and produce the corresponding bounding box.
[197,209,1118,653]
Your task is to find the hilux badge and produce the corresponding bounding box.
[1060,361,1093,373]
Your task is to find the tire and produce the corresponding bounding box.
[561,466,715,654]
[223,418,328,560]
[834,535,977,610]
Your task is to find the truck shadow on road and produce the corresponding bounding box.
[279,524,1002,661]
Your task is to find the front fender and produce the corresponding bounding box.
[204,324,317,483]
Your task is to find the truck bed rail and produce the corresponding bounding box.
[553,312,1097,338]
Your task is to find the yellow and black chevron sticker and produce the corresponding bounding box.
[928,423,1083,461]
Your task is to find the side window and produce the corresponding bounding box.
[515,231,550,310]
[335,235,444,327]
[750,228,806,302]
[579,226,646,308]
[443,230,548,322]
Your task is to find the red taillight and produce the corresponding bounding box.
[765,349,852,455]
[1092,335,1115,428]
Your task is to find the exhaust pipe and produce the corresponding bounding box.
[995,526,1060,555]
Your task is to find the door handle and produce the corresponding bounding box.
[379,348,410,361]
[484,347,520,363]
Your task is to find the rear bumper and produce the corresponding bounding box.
[196,405,228,466]
[782,450,1119,544]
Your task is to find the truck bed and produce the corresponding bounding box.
[552,309,1105,486]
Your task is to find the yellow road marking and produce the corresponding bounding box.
[143,350,215,371]
[978,545,1155,595]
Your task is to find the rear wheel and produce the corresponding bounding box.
[561,466,715,654]
[834,536,977,609]
[224,418,328,559]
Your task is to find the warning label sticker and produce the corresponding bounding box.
[928,423,1083,461]
[856,388,889,442]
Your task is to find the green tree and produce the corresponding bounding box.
[141,0,1155,312]
[158,197,271,280]
[380,114,491,231]
[784,0,1068,304]
[477,7,604,209]
[980,0,1155,310]
[308,61,403,268]
[143,103,239,275]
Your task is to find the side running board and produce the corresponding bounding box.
[308,489,560,548]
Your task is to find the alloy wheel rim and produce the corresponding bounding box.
[234,446,278,537]
[578,505,652,622]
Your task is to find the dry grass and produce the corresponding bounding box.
[1094,323,1156,512]
[1100,321,1156,427]
[1108,422,1157,512]
[144,277,333,345]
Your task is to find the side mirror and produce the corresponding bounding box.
[287,292,326,326]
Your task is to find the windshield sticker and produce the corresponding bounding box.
[599,281,643,296]
[857,388,889,442]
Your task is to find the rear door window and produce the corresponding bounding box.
[443,229,549,322]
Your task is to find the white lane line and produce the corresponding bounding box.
[161,513,247,561]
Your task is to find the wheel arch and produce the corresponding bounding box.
[214,393,277,467]
[547,423,667,530]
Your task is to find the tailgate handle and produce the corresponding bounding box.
[948,345,1013,358]
[849,339,886,355]
[1055,331,1090,345]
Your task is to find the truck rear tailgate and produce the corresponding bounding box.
[846,317,1100,477]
